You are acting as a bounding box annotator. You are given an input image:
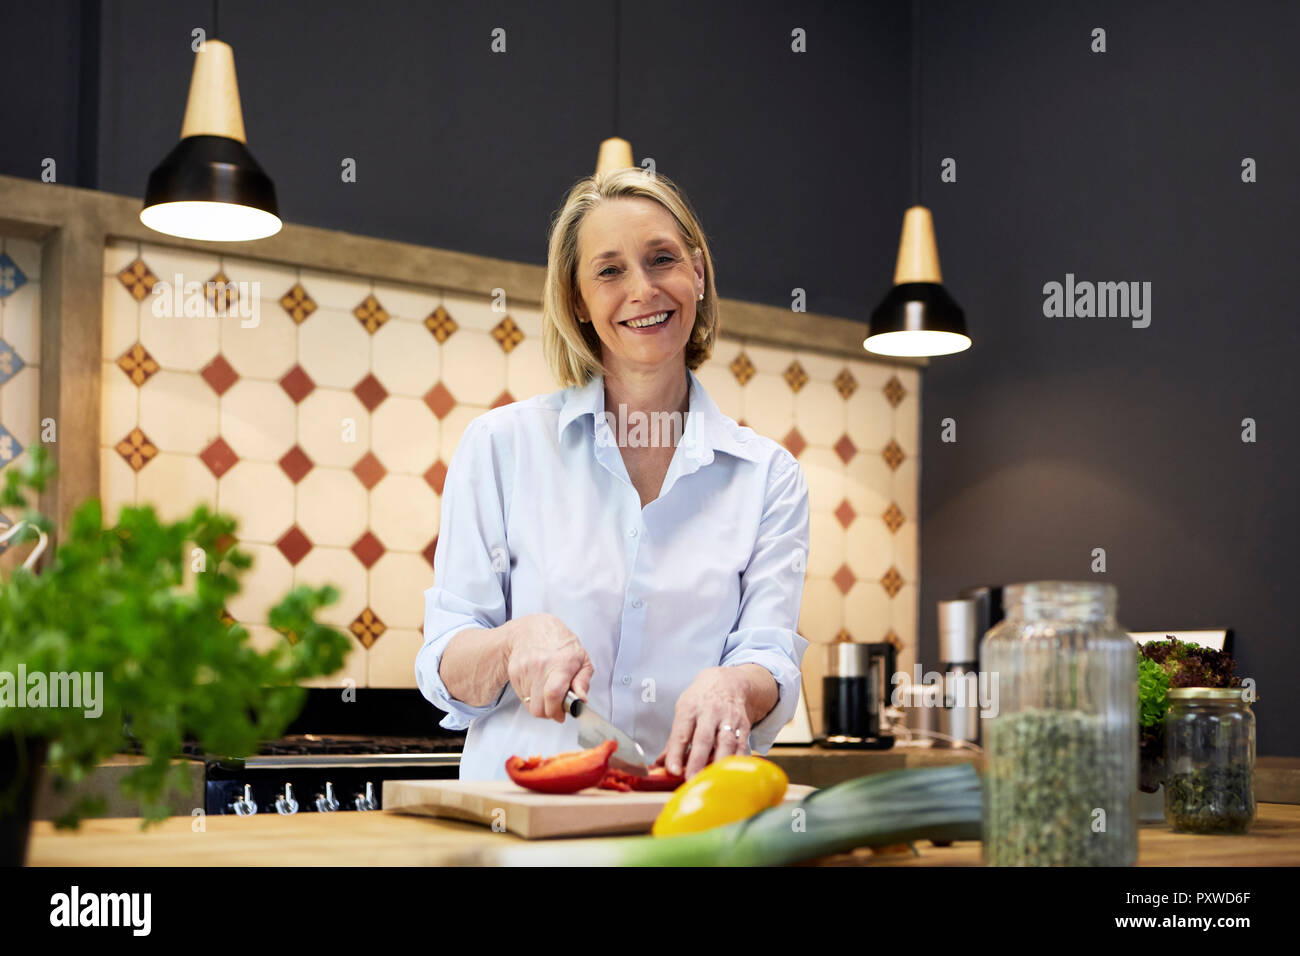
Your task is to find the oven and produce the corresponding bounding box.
[203,734,463,816]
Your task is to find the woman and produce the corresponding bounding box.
[416,168,809,781]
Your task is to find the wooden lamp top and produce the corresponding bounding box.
[179,38,247,143]
[892,205,943,284]
[596,137,634,176]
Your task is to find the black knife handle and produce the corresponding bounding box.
[563,689,584,717]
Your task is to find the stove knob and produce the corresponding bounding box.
[275,783,299,815]
[229,784,258,816]
[315,781,340,812]
[354,781,377,811]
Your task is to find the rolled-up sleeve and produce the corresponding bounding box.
[415,416,513,731]
[719,452,811,753]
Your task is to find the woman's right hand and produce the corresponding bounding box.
[503,613,595,723]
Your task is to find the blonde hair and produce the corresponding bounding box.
[542,168,719,388]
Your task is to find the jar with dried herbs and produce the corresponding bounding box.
[982,582,1138,866]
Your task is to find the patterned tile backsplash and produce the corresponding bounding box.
[0,237,42,575]
[99,240,920,734]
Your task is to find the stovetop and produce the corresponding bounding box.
[124,732,465,763]
[256,734,464,756]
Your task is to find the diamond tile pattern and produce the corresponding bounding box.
[425,305,458,343]
[424,382,456,420]
[0,424,21,469]
[279,445,314,484]
[0,253,28,299]
[883,375,906,408]
[206,270,238,313]
[354,293,389,334]
[117,343,160,386]
[352,451,386,490]
[881,566,904,597]
[833,368,857,399]
[353,373,389,411]
[279,364,316,403]
[832,564,857,595]
[276,525,313,566]
[98,246,921,695]
[882,502,905,533]
[116,427,158,471]
[350,608,387,649]
[423,460,448,495]
[118,258,158,302]
[729,352,755,386]
[0,340,25,386]
[351,531,385,569]
[783,360,808,393]
[491,315,524,353]
[199,437,238,478]
[279,282,317,324]
[200,354,239,396]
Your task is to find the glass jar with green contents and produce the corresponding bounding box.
[1164,688,1255,834]
[982,582,1137,866]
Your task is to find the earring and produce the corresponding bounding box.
[697,293,704,300]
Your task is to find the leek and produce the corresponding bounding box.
[451,763,983,866]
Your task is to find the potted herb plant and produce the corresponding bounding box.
[0,446,352,865]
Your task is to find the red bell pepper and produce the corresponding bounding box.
[597,766,685,792]
[504,739,618,794]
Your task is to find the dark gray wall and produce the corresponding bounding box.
[85,0,910,320]
[918,0,1299,756]
[4,1,1296,756]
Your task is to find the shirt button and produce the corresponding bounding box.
[628,527,638,537]
[621,675,631,686]
[631,598,643,609]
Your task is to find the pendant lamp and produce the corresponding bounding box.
[864,0,969,357]
[595,1,635,176]
[140,11,281,242]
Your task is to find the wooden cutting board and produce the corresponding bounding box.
[383,779,818,839]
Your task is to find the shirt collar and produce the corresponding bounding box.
[557,368,759,463]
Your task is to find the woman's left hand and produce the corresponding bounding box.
[656,665,765,779]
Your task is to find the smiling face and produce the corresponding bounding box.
[574,197,705,378]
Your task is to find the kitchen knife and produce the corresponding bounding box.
[563,690,649,776]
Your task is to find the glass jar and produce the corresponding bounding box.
[982,581,1137,866]
[1164,688,1255,834]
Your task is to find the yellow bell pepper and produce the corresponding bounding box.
[651,755,788,837]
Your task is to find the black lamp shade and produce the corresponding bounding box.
[869,282,966,337]
[865,281,971,356]
[144,134,277,212]
[141,134,280,241]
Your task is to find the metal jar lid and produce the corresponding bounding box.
[1167,687,1252,701]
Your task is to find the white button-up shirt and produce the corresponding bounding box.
[416,367,810,781]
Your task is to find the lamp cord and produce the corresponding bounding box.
[912,0,922,207]
[613,0,621,133]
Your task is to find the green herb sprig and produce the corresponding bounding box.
[0,446,352,828]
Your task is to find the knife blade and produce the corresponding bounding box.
[563,690,649,776]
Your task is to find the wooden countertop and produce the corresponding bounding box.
[27,801,1300,867]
